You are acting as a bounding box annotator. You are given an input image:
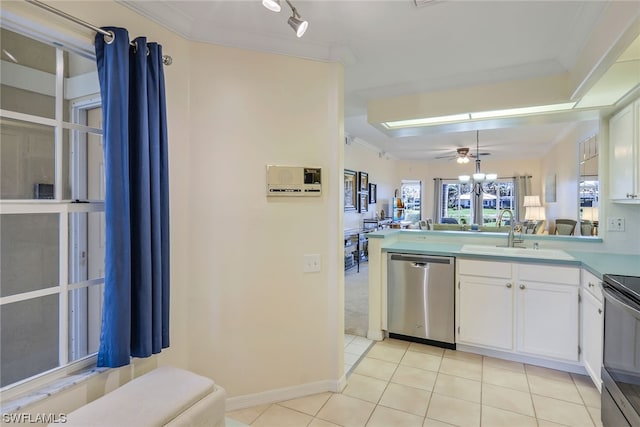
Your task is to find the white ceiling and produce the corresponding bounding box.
[122,0,640,161]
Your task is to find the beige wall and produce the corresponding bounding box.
[186,41,344,401]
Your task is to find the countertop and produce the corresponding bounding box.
[381,241,640,279]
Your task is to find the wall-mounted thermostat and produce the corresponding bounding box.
[266,165,322,196]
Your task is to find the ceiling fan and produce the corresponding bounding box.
[435,147,490,163]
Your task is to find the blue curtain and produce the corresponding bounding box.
[95,27,170,368]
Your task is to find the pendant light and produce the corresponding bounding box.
[459,131,497,187]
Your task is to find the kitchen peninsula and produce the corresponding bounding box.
[366,228,640,389]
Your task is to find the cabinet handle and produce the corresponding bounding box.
[506,283,512,288]
[588,282,594,288]
[598,308,603,314]
[519,284,525,290]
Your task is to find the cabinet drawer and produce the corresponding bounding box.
[517,263,579,285]
[581,269,603,303]
[458,259,511,278]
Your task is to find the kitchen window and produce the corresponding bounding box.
[0,28,104,389]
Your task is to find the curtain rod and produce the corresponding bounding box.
[24,0,173,65]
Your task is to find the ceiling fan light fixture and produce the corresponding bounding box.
[262,0,281,12]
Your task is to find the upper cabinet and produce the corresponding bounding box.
[609,99,640,203]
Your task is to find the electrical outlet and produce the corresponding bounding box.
[304,254,321,273]
[607,217,625,232]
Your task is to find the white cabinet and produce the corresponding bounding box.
[516,281,579,361]
[458,259,513,350]
[609,99,640,202]
[457,259,580,362]
[581,269,603,391]
[459,276,513,350]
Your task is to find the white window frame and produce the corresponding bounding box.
[0,24,104,396]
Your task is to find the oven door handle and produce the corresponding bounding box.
[603,286,640,320]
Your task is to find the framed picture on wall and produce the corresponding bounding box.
[344,169,357,211]
[358,171,368,192]
[360,193,368,213]
[369,183,377,204]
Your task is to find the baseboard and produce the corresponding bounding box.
[226,376,347,412]
[367,329,384,341]
[456,344,587,375]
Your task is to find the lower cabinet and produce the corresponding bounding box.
[516,281,579,361]
[581,269,603,391]
[458,276,513,350]
[457,259,580,362]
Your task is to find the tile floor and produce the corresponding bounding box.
[227,338,602,426]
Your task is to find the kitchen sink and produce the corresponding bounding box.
[459,244,575,260]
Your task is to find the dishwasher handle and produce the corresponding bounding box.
[389,254,452,264]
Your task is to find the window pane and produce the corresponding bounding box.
[443,182,471,225]
[1,214,59,297]
[68,212,105,284]
[66,126,105,202]
[0,118,55,199]
[401,180,421,222]
[68,285,103,361]
[63,51,100,123]
[0,294,59,387]
[0,28,56,119]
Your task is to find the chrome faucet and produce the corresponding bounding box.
[497,209,523,247]
[496,209,513,228]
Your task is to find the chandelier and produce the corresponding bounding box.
[459,131,497,196]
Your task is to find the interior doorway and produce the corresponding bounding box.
[344,261,368,337]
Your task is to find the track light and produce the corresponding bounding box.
[288,14,308,37]
[262,0,281,12]
[263,0,309,38]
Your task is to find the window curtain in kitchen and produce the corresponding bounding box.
[515,175,532,222]
[95,27,170,367]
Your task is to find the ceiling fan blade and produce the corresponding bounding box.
[469,152,491,158]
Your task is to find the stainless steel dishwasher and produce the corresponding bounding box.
[387,253,455,348]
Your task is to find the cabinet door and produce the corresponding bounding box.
[458,276,513,350]
[516,281,579,361]
[582,289,603,391]
[609,102,636,200]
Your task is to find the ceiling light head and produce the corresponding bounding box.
[459,175,470,183]
[262,0,281,12]
[473,173,486,182]
[288,14,308,37]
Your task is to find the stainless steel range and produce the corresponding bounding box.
[602,274,640,427]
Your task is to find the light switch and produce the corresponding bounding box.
[304,254,321,273]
